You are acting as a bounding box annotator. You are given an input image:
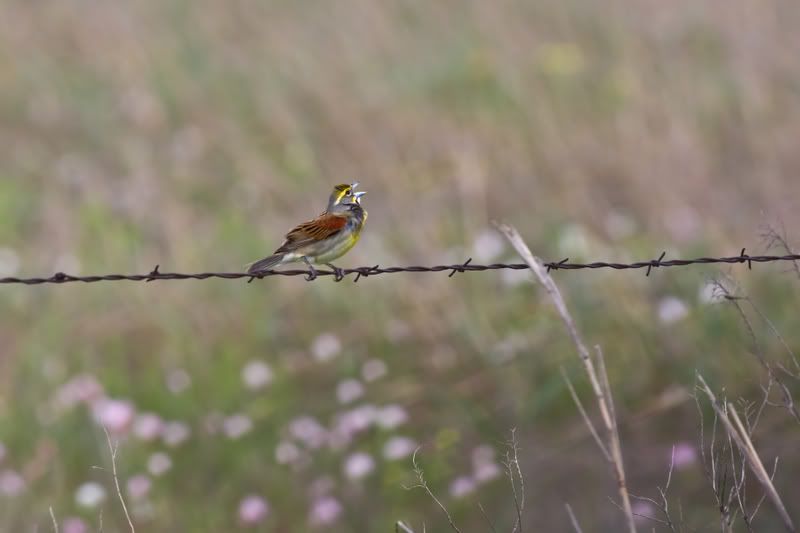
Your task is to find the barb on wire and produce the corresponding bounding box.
[1,250,799,285]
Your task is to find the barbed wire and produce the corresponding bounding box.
[1,249,799,285]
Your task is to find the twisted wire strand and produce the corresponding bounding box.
[1,249,799,285]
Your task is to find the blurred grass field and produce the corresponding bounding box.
[1,0,800,531]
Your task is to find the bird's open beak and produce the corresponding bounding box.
[354,190,366,203]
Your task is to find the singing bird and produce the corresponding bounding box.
[247,183,367,278]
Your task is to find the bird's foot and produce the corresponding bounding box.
[326,263,345,282]
[304,262,318,281]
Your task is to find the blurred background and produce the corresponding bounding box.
[1,0,800,531]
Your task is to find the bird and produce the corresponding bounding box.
[247,182,367,280]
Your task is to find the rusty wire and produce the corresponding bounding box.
[1,249,799,285]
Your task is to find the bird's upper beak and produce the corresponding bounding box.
[351,182,365,203]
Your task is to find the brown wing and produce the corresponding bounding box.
[274,213,348,254]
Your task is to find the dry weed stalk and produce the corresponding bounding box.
[478,502,499,533]
[49,506,58,533]
[400,430,524,531]
[696,375,795,532]
[496,222,636,533]
[395,520,416,533]
[403,448,461,533]
[564,503,585,533]
[760,220,800,281]
[103,426,135,533]
[696,384,741,533]
[504,429,525,533]
[713,278,800,425]
[628,446,679,531]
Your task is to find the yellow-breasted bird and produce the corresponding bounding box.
[247,183,367,278]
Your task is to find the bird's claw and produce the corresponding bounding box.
[305,265,318,281]
[326,264,345,282]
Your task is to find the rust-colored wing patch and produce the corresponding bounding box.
[274,213,347,253]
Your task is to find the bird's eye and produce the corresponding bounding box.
[345,189,352,196]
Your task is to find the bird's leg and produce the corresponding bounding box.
[325,263,345,282]
[302,257,318,281]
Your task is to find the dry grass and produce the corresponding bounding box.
[697,375,795,532]
[1,0,800,531]
[499,223,636,532]
[102,426,135,533]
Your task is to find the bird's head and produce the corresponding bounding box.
[327,182,366,211]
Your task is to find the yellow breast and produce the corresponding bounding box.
[307,208,366,264]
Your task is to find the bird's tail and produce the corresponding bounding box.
[246,253,286,274]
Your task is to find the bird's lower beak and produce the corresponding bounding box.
[354,191,366,203]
